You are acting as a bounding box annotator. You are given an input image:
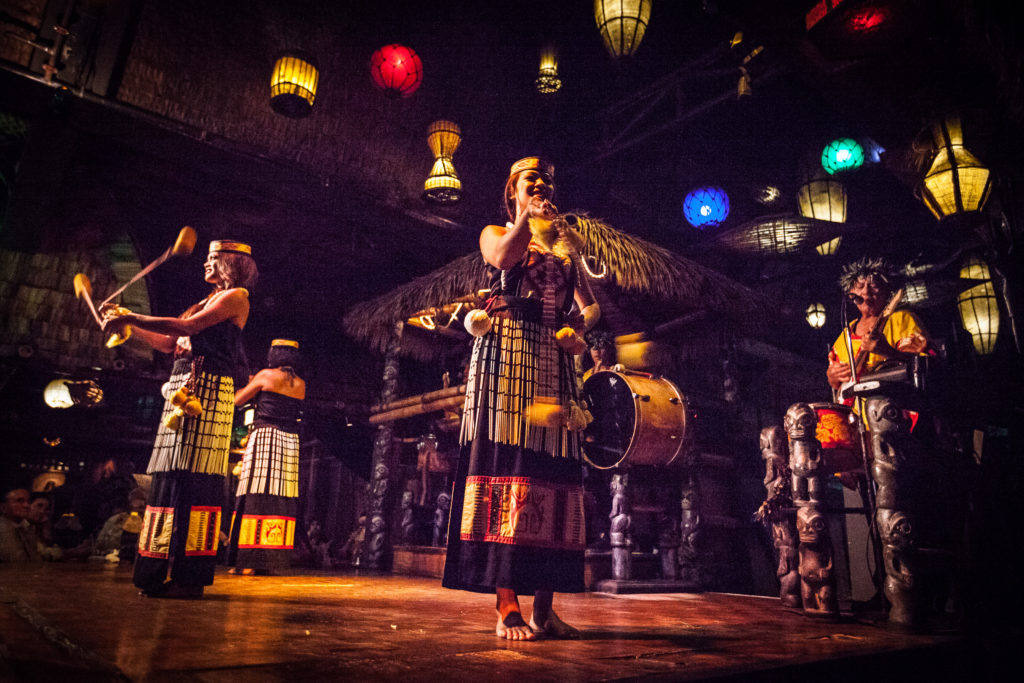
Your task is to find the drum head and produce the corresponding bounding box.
[581,372,636,469]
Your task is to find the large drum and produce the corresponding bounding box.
[581,370,688,469]
[809,402,862,473]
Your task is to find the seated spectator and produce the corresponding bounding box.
[27,491,62,561]
[94,487,147,562]
[1,484,42,563]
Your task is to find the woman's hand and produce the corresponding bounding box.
[100,306,134,335]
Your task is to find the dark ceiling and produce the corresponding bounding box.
[1,0,1022,399]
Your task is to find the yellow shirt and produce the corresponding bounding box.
[829,309,930,373]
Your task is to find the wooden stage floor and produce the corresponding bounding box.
[0,563,1004,682]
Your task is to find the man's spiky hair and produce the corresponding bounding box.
[838,256,899,293]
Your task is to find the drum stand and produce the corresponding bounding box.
[594,466,703,594]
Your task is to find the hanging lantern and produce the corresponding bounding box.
[798,177,847,223]
[805,302,827,329]
[958,257,999,354]
[815,236,842,256]
[919,116,993,220]
[683,186,729,229]
[594,0,652,58]
[821,138,865,175]
[423,120,462,204]
[370,44,423,98]
[270,52,319,117]
[535,46,562,94]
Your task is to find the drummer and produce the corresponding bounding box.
[826,256,931,398]
[583,330,618,382]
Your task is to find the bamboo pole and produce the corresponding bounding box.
[368,394,465,425]
[370,384,465,414]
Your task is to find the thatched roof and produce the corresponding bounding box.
[343,213,764,358]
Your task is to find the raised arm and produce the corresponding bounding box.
[102,288,249,347]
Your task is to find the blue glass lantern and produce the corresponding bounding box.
[821,138,865,175]
[683,186,730,229]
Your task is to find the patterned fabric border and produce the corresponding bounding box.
[137,505,174,559]
[459,475,585,550]
[184,505,221,557]
[232,514,296,550]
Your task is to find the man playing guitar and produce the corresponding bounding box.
[826,257,931,403]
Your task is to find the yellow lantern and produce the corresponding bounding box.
[594,0,652,58]
[798,177,847,223]
[270,53,319,117]
[535,46,562,94]
[919,116,992,219]
[423,120,462,204]
[958,257,999,354]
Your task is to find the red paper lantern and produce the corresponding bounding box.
[369,44,423,98]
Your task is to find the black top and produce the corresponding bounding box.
[188,319,244,377]
[253,391,302,433]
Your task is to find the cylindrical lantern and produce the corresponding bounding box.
[594,0,652,58]
[919,116,992,219]
[798,177,847,223]
[535,46,562,94]
[958,257,999,354]
[370,44,423,98]
[821,138,865,175]
[270,52,319,117]
[423,120,462,204]
[805,302,826,329]
[683,186,730,229]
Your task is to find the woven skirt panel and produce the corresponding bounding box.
[235,426,300,498]
[148,368,234,476]
[459,309,580,460]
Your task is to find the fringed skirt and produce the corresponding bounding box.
[443,297,586,595]
[228,426,300,572]
[134,359,234,591]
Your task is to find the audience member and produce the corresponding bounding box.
[1,484,42,563]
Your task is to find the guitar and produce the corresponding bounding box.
[837,288,904,404]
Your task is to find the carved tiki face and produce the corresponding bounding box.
[796,505,827,544]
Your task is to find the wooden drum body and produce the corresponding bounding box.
[809,402,862,473]
[581,370,688,469]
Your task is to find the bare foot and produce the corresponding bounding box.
[529,610,580,639]
[496,611,537,641]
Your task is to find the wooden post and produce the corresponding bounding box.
[364,321,403,570]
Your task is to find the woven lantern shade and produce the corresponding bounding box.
[535,46,562,94]
[798,175,846,255]
[805,302,827,329]
[594,0,652,58]
[798,177,847,223]
[958,257,999,354]
[270,53,319,117]
[423,120,462,204]
[370,44,423,98]
[919,116,993,219]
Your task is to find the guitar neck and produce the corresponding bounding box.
[851,288,904,374]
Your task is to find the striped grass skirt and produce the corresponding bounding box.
[443,298,585,595]
[148,359,234,476]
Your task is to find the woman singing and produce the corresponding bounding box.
[228,338,305,575]
[103,239,257,598]
[442,157,599,640]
